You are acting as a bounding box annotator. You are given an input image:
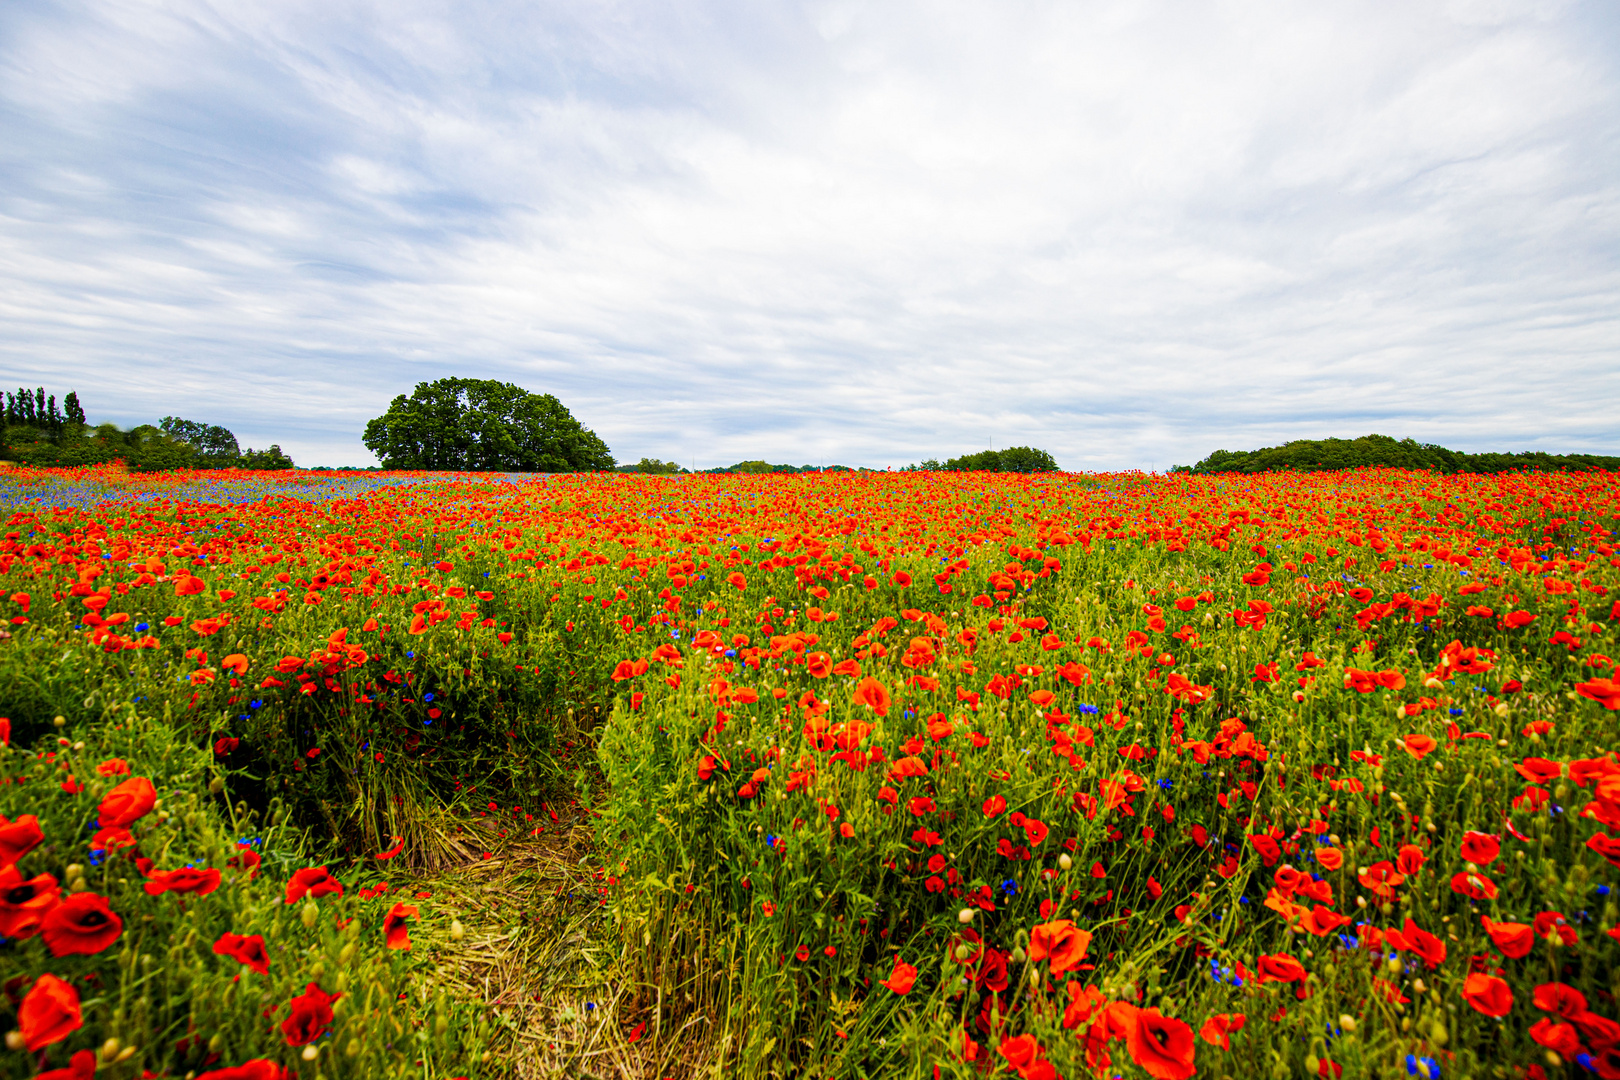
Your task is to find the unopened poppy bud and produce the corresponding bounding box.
[1386,957,1402,975]
[301,900,319,928]
[958,909,974,924]
[1009,946,1026,963]
[7,1031,26,1050]
[1058,854,1072,871]
[209,776,225,794]
[450,919,465,941]
[114,1047,136,1063]
[100,1038,121,1062]
[73,741,85,751]
[1412,978,1426,994]
[1338,1016,1356,1033]
[302,1044,319,1062]
[54,715,66,727]
[340,941,357,964]
[435,1014,449,1036]
[347,1039,362,1058]
[1305,1055,1320,1075]
[954,943,976,961]
[65,863,83,880]
[209,1033,224,1052]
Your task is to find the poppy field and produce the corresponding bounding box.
[2,462,1619,1080]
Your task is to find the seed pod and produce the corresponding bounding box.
[302,900,319,929]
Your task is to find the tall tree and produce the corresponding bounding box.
[159,416,240,461]
[63,391,85,426]
[362,379,614,472]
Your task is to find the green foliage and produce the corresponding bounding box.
[1181,433,1620,475]
[361,378,614,472]
[159,416,241,463]
[239,444,297,470]
[703,462,856,474]
[621,457,686,474]
[906,447,1061,473]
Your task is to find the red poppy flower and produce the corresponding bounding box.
[1450,869,1499,900]
[1462,973,1513,1017]
[213,931,271,975]
[1199,1012,1245,1050]
[0,864,60,939]
[1399,734,1436,759]
[1481,916,1535,959]
[879,954,918,994]
[1515,757,1564,784]
[1575,678,1620,709]
[1028,919,1092,976]
[1315,847,1343,871]
[1532,982,1587,1019]
[95,758,131,777]
[852,676,890,715]
[1460,831,1500,865]
[40,892,123,956]
[227,843,261,879]
[0,812,45,865]
[1390,918,1446,968]
[1534,912,1578,946]
[195,1061,291,1080]
[97,776,157,828]
[1587,833,1620,868]
[1255,953,1306,983]
[19,972,82,1051]
[1395,844,1426,876]
[281,982,339,1046]
[34,1049,97,1080]
[144,866,222,897]
[1122,1004,1197,1080]
[1529,1019,1585,1060]
[384,902,418,950]
[284,866,343,904]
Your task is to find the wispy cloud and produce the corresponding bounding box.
[2,0,1616,468]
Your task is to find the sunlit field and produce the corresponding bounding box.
[2,462,1618,1080]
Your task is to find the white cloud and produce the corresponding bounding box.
[0,0,1615,469]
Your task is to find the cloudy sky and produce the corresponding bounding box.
[2,0,1616,470]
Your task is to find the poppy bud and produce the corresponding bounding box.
[434,1014,449,1037]
[101,1038,120,1062]
[6,1032,25,1051]
[1058,854,1072,870]
[347,1039,362,1057]
[450,920,465,941]
[302,1044,319,1061]
[958,909,974,924]
[301,900,319,928]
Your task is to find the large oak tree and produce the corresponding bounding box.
[362,378,614,472]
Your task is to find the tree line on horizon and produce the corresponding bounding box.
[2,387,295,471]
[1175,433,1620,475]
